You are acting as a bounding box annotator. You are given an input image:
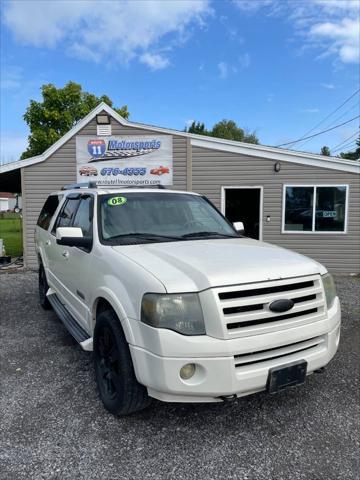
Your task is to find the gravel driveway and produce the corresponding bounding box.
[0,272,359,480]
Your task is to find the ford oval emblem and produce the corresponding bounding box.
[269,299,294,313]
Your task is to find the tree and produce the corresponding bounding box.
[21,81,129,159]
[321,146,331,156]
[340,137,360,161]
[185,118,259,144]
[186,121,209,135]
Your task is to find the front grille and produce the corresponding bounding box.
[227,307,318,329]
[219,280,314,300]
[215,275,325,338]
[234,335,326,368]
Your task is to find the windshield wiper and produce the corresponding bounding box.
[181,231,238,239]
[107,232,181,242]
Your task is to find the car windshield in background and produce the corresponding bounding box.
[98,192,238,245]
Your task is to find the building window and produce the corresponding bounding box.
[282,185,348,234]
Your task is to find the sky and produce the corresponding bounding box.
[0,0,359,163]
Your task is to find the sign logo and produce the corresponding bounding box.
[77,135,173,186]
[87,139,106,158]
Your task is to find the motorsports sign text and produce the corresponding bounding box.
[76,135,173,186]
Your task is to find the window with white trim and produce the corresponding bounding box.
[283,185,348,233]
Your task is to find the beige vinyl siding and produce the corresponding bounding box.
[192,146,360,274]
[22,115,187,269]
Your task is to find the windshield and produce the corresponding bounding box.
[98,192,238,245]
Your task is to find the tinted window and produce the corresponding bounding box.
[98,192,237,244]
[284,186,347,233]
[52,197,80,233]
[315,186,346,232]
[37,195,62,230]
[72,195,93,237]
[285,187,313,232]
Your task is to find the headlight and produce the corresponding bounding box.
[141,293,205,335]
[322,273,337,309]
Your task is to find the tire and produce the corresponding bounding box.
[39,264,52,310]
[94,309,152,416]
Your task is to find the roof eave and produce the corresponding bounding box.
[1,102,359,175]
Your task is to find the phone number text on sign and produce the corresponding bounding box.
[101,167,146,176]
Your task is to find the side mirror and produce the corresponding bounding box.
[56,227,92,248]
[233,221,245,235]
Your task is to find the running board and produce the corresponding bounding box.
[47,291,91,344]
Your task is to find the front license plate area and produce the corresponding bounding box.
[267,360,307,394]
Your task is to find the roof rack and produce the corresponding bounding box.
[61,182,167,191]
[108,185,167,190]
[61,181,97,190]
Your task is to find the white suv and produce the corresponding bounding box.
[35,184,341,415]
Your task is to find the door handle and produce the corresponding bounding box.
[45,240,51,246]
[62,251,69,259]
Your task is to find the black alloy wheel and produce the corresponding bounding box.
[39,265,52,310]
[94,309,151,416]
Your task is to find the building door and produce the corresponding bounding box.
[222,187,263,240]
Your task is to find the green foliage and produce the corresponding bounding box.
[0,214,23,257]
[21,81,129,159]
[321,146,331,156]
[186,121,209,135]
[185,118,259,144]
[340,137,360,161]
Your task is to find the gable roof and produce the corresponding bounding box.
[1,102,359,175]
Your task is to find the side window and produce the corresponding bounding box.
[72,195,94,238]
[37,195,63,231]
[283,185,348,233]
[52,197,80,234]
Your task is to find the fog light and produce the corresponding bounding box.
[180,363,196,380]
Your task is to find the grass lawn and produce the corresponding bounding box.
[0,212,23,257]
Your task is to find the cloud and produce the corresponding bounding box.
[218,54,249,79]
[218,61,229,79]
[232,0,360,65]
[232,0,275,12]
[0,66,23,90]
[309,18,359,63]
[139,53,170,70]
[3,0,211,70]
[320,83,335,89]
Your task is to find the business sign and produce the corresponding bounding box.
[322,211,337,218]
[76,135,173,186]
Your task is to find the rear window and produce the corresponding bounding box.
[37,195,62,230]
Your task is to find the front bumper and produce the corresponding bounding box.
[129,298,341,403]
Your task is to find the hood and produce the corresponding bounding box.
[112,238,324,292]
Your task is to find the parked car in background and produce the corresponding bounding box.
[79,166,98,176]
[150,166,169,175]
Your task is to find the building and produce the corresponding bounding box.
[0,192,21,211]
[0,103,359,273]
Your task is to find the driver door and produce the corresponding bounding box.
[48,193,94,331]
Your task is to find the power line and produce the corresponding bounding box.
[332,141,357,154]
[276,115,360,147]
[297,103,359,149]
[331,131,359,151]
[284,88,360,148]
[332,138,358,153]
